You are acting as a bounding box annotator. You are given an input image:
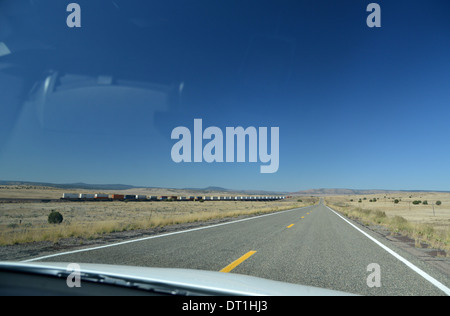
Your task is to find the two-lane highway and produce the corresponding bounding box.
[25,200,450,295]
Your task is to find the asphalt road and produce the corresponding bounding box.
[29,200,450,296]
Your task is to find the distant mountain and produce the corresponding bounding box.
[182,186,288,195]
[0,180,138,191]
[0,181,287,195]
[290,188,395,196]
[2,181,447,195]
[290,188,450,196]
[183,186,231,192]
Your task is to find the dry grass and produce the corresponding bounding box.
[0,188,314,245]
[325,192,450,256]
[0,185,68,199]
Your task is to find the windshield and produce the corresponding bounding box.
[0,0,449,298]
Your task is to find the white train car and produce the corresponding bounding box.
[62,193,79,199]
[79,193,95,200]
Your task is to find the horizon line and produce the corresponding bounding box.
[1,180,449,194]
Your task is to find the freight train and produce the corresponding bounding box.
[61,193,289,202]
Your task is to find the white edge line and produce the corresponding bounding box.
[325,205,450,296]
[21,205,313,263]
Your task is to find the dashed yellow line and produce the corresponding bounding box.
[287,224,295,228]
[220,251,257,273]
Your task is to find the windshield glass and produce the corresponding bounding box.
[0,0,449,298]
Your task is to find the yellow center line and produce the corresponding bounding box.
[287,224,295,228]
[220,251,257,273]
[301,216,304,219]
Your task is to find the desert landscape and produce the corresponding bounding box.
[0,185,309,246]
[325,192,450,255]
[0,185,448,258]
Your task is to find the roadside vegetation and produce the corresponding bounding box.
[0,198,317,246]
[326,193,450,256]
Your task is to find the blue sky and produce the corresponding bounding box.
[0,0,449,192]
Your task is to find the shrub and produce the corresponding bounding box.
[412,200,421,205]
[390,216,410,233]
[372,210,387,224]
[48,211,63,224]
[423,200,428,205]
[415,224,435,239]
[373,210,386,218]
[394,199,400,204]
[436,201,442,206]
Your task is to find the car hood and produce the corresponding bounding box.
[0,261,355,296]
